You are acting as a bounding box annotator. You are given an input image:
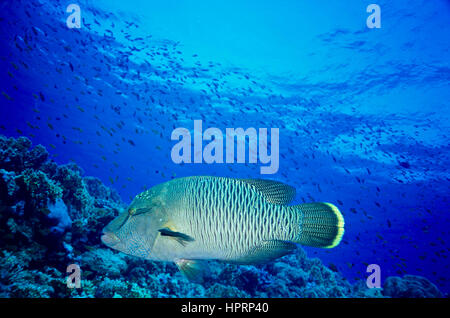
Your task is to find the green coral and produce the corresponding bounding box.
[19,168,63,206]
[53,164,93,213]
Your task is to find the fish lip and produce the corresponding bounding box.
[101,231,120,247]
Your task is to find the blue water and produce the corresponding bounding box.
[0,0,449,293]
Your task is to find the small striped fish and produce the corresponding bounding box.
[101,176,344,282]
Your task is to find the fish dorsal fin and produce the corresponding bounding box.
[158,227,194,246]
[230,240,297,265]
[238,179,296,205]
[175,259,206,283]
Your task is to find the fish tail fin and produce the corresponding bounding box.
[293,202,345,248]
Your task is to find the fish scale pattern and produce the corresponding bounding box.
[175,176,297,262]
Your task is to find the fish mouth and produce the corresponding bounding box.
[101,231,121,247]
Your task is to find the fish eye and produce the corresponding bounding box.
[128,207,149,216]
[128,208,136,215]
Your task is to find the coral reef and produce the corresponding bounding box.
[0,135,445,298]
[383,275,443,298]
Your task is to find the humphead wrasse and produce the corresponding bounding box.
[101,176,345,282]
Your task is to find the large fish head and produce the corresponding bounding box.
[101,186,168,259]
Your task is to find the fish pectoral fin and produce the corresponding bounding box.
[231,240,297,265]
[238,179,296,205]
[158,227,194,246]
[175,259,206,283]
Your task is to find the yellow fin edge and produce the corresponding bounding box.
[323,202,345,249]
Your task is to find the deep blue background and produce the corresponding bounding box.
[0,0,449,292]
